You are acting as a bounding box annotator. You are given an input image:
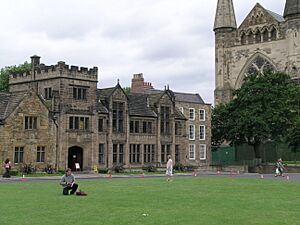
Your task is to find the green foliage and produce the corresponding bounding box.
[287,118,300,153]
[0,62,31,91]
[123,86,131,94]
[212,71,300,158]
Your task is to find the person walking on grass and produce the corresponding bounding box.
[275,158,285,177]
[60,168,78,195]
[166,155,173,182]
[2,158,11,178]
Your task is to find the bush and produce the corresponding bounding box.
[10,170,18,176]
[112,164,124,173]
[98,168,109,174]
[142,165,157,172]
[174,163,185,172]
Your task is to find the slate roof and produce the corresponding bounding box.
[97,87,115,98]
[145,89,205,104]
[267,10,285,22]
[128,94,157,117]
[0,91,27,120]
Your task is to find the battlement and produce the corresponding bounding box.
[9,56,98,85]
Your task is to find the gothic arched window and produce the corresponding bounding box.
[270,28,277,41]
[255,30,261,43]
[241,33,246,45]
[245,55,275,76]
[262,29,269,42]
[248,31,254,44]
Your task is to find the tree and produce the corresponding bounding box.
[0,62,31,91]
[287,118,300,153]
[122,87,131,95]
[212,71,300,159]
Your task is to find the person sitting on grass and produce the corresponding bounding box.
[60,168,78,195]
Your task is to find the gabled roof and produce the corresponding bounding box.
[0,91,27,120]
[239,3,284,30]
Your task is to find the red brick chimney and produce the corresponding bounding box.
[131,73,154,93]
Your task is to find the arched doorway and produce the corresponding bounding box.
[68,146,83,171]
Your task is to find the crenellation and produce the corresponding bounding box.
[9,56,98,86]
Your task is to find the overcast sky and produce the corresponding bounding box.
[0,0,285,104]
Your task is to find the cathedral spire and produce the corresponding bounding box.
[284,0,300,19]
[214,0,237,31]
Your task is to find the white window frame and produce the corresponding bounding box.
[189,125,195,140]
[189,108,195,120]
[199,109,205,121]
[199,125,205,140]
[200,144,206,160]
[189,144,195,160]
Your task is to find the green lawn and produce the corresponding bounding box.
[0,176,299,225]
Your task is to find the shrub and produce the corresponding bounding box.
[142,165,157,172]
[112,164,124,173]
[98,168,109,174]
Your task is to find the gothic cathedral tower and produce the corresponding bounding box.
[214,0,300,105]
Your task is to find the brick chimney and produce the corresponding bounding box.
[131,73,154,93]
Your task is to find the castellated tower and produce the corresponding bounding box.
[214,0,300,105]
[9,56,98,112]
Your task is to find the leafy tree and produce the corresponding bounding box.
[287,118,300,153]
[0,62,31,91]
[123,87,131,95]
[212,71,299,159]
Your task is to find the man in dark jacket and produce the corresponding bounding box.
[60,168,78,195]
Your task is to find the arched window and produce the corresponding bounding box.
[255,30,261,43]
[245,55,275,76]
[241,33,246,45]
[248,31,254,44]
[270,28,277,41]
[262,29,269,42]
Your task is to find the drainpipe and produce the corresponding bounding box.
[53,115,59,171]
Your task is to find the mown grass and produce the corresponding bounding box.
[0,176,299,225]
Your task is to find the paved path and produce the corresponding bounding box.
[0,171,299,183]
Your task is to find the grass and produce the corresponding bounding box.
[0,176,299,225]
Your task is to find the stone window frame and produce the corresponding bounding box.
[36,146,45,163]
[161,144,171,163]
[69,116,90,131]
[44,87,52,100]
[160,106,171,135]
[144,144,155,163]
[113,143,124,164]
[129,144,141,164]
[98,144,105,164]
[14,146,24,164]
[24,116,38,130]
[112,101,124,133]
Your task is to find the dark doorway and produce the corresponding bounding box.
[68,146,83,171]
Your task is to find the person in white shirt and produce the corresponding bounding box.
[166,155,173,182]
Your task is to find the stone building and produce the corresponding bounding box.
[0,56,211,172]
[214,0,300,105]
[131,74,211,168]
